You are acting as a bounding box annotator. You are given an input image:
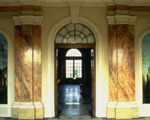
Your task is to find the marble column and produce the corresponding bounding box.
[107,15,138,119]
[12,15,43,119]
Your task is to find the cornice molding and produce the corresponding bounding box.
[107,15,137,25]
[0,0,150,6]
[15,0,37,5]
[107,16,116,25]
[12,15,43,25]
[63,0,86,5]
[104,0,133,5]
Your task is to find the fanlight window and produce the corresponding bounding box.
[66,49,82,57]
[55,23,95,43]
[66,49,82,78]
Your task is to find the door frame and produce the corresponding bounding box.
[44,16,108,118]
[54,44,96,116]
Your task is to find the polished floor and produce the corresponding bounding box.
[1,85,150,120]
[57,85,92,116]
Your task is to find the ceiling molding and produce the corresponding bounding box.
[107,15,137,25]
[15,0,37,5]
[12,15,43,25]
[0,0,150,6]
[64,0,86,5]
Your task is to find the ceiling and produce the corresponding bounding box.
[0,0,150,6]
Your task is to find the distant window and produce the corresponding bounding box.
[66,49,82,57]
[66,49,82,78]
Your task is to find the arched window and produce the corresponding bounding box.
[0,33,7,104]
[55,23,95,43]
[66,49,82,78]
[142,33,150,103]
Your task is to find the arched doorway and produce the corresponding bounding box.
[45,16,106,118]
[54,23,96,117]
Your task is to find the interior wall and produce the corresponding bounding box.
[0,5,150,118]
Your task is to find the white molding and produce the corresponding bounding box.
[115,15,137,25]
[15,0,37,5]
[115,0,133,5]
[64,0,86,5]
[104,0,133,5]
[12,16,43,25]
[107,15,137,25]
[104,0,115,5]
[107,16,116,25]
[136,27,150,117]
[69,5,80,23]
[1,0,150,6]
[45,16,107,118]
[0,28,14,117]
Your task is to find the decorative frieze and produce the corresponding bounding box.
[107,16,116,25]
[12,15,43,25]
[107,15,137,25]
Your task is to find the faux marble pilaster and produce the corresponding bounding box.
[15,26,23,101]
[15,25,33,102]
[127,25,135,101]
[117,25,129,102]
[15,25,42,102]
[33,25,41,101]
[117,25,135,102]
[109,25,118,102]
[108,25,135,102]
[21,25,33,102]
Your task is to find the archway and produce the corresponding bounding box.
[54,23,96,117]
[44,16,107,118]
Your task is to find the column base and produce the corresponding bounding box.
[106,102,116,118]
[106,102,139,119]
[11,102,44,119]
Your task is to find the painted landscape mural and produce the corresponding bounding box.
[143,33,150,103]
[0,33,7,104]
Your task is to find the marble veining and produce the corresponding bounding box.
[21,25,33,102]
[109,25,118,102]
[108,25,135,102]
[33,25,41,101]
[15,26,22,101]
[117,25,129,102]
[15,25,42,102]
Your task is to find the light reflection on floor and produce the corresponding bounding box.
[57,85,92,117]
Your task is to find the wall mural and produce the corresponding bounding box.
[0,33,7,104]
[143,33,150,103]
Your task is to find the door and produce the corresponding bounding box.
[91,49,96,116]
[54,48,58,116]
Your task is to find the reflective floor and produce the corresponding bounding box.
[57,85,92,117]
[1,85,150,120]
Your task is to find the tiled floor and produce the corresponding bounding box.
[1,85,150,120]
[57,85,92,117]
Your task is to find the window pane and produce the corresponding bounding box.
[66,49,82,57]
[66,60,73,78]
[74,60,82,78]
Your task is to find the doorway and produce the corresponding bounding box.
[55,46,95,117]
